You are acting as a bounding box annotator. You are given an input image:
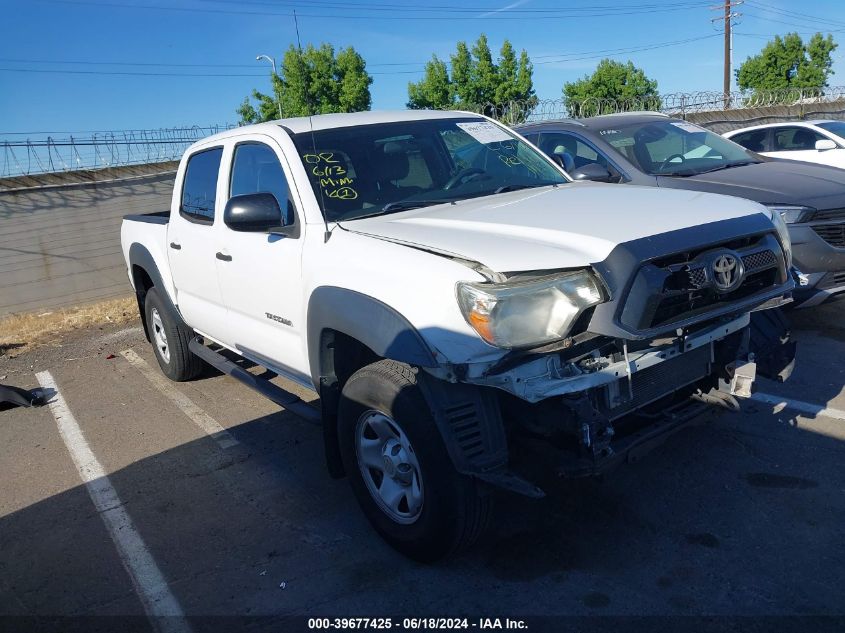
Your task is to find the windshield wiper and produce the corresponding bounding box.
[341,198,461,221]
[493,183,540,194]
[662,160,760,177]
[381,199,458,213]
[695,160,759,175]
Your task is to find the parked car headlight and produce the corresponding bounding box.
[456,271,604,349]
[765,205,796,268]
[766,204,813,224]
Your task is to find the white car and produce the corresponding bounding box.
[121,110,794,560]
[724,120,845,169]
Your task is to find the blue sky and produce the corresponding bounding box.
[2,0,845,135]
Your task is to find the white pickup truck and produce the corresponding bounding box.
[121,110,795,561]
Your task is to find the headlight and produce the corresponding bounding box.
[766,205,814,224]
[456,270,604,349]
[765,206,795,268]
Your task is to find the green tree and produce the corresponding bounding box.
[407,56,452,110]
[236,97,259,125]
[237,43,372,122]
[736,32,838,95]
[563,59,660,116]
[406,34,536,120]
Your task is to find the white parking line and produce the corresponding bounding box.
[751,392,845,422]
[120,349,238,450]
[35,371,192,633]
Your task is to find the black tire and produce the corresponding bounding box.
[143,287,203,382]
[338,359,491,562]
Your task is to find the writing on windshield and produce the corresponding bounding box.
[293,118,566,222]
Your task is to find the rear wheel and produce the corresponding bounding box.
[338,359,491,562]
[143,287,203,381]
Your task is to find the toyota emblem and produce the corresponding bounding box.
[712,253,744,292]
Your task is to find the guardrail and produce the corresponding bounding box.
[1,124,235,177]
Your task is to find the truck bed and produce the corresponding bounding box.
[124,210,169,224]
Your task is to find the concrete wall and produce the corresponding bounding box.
[687,100,845,133]
[0,171,175,317]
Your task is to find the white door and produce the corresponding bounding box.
[167,146,230,338]
[768,126,845,168]
[215,138,310,383]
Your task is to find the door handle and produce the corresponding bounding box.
[216,252,232,262]
[169,242,181,250]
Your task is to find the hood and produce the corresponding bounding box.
[343,183,768,273]
[656,158,845,210]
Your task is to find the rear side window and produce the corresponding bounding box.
[230,142,291,210]
[730,129,768,152]
[181,147,223,223]
[772,127,824,151]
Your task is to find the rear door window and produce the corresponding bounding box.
[772,127,825,151]
[180,147,223,223]
[730,129,768,152]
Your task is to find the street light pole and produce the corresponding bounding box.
[256,54,283,120]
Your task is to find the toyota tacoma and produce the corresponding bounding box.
[121,110,795,561]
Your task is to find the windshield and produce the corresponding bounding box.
[292,117,567,222]
[599,119,759,176]
[816,121,845,139]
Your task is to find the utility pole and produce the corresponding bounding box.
[712,1,742,109]
[723,0,731,108]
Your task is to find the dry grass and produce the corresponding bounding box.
[0,296,138,356]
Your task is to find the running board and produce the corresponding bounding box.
[189,337,321,424]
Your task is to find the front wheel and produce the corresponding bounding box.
[338,360,491,562]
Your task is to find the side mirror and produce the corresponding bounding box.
[569,163,613,183]
[815,139,837,151]
[223,193,291,233]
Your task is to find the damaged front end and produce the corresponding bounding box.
[427,214,797,484]
[458,312,794,478]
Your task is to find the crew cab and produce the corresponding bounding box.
[121,110,795,561]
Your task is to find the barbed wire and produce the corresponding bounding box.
[0,124,235,178]
[463,85,845,124]
[4,86,845,177]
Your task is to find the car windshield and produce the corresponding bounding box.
[816,121,845,138]
[599,119,759,176]
[292,117,567,222]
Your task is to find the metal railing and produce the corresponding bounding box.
[1,124,235,177]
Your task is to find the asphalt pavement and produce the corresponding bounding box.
[1,305,844,632]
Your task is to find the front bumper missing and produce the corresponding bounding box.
[464,313,751,403]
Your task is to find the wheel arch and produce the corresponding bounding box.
[307,286,440,478]
[127,242,185,340]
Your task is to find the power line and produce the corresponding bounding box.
[202,0,705,13]
[0,68,268,77]
[40,0,709,20]
[742,9,845,33]
[744,0,845,30]
[0,35,721,78]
